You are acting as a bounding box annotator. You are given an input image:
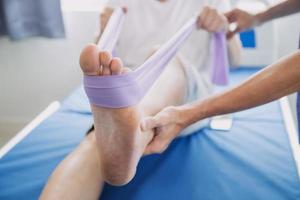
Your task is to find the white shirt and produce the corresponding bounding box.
[106,0,230,96]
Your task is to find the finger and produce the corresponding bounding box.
[144,138,162,155]
[142,115,166,131]
[144,143,168,155]
[202,9,217,30]
[140,117,157,131]
[144,131,162,155]
[145,131,171,154]
[209,18,222,32]
[198,6,209,28]
[224,9,238,23]
[147,143,168,154]
[144,134,157,155]
[226,31,234,39]
[141,113,169,131]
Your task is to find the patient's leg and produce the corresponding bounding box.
[39,133,103,200]
[40,45,187,199]
[79,44,187,185]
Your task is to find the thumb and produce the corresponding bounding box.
[141,113,169,131]
[141,117,158,131]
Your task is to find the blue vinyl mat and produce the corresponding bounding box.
[0,68,299,200]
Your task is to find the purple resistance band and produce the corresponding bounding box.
[84,7,229,108]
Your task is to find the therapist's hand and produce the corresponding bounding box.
[225,9,259,39]
[197,6,228,32]
[141,106,187,154]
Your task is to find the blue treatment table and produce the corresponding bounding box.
[0,68,300,200]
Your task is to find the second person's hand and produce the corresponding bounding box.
[225,8,260,39]
[141,106,187,155]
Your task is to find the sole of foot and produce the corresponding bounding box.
[80,44,153,185]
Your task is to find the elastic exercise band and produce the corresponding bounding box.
[84,7,229,108]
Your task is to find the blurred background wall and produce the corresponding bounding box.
[0,0,299,143]
[0,0,104,140]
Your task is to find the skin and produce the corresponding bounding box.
[40,3,238,200]
[142,51,300,152]
[197,6,242,66]
[40,44,187,200]
[39,133,104,200]
[143,55,300,151]
[225,0,300,39]
[142,0,300,154]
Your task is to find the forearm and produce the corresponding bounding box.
[180,51,300,126]
[255,0,300,25]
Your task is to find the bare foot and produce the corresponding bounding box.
[80,44,153,185]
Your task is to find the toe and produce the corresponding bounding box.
[122,67,132,74]
[110,57,123,75]
[79,44,101,76]
[100,51,112,76]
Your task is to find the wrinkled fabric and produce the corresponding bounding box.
[0,0,65,40]
[84,7,229,108]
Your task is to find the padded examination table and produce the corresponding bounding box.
[0,68,299,200]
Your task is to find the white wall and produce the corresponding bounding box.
[234,0,300,127]
[0,11,100,134]
[275,13,300,127]
[235,0,300,66]
[275,13,300,58]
